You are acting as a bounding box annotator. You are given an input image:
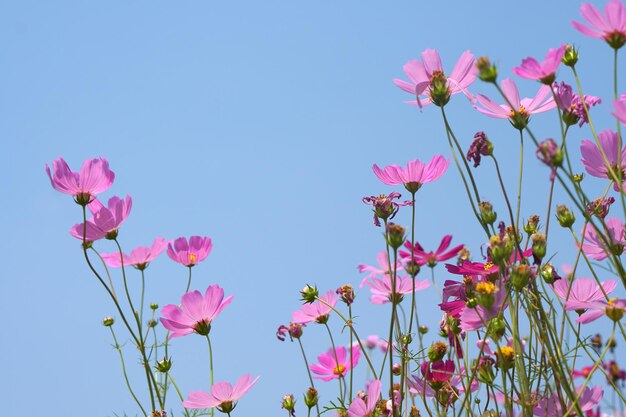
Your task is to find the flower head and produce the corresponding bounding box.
[46,157,115,205]
[101,237,168,270]
[182,374,259,412]
[581,218,626,260]
[167,236,213,267]
[513,45,566,84]
[70,195,132,241]
[372,156,449,193]
[400,235,463,268]
[362,273,429,304]
[572,0,626,49]
[310,345,360,381]
[474,78,555,129]
[535,386,603,417]
[347,380,382,417]
[581,130,626,191]
[553,277,617,311]
[160,284,233,338]
[292,290,338,324]
[394,49,477,108]
[362,192,411,227]
[553,82,601,127]
[577,298,626,324]
[613,96,626,124]
[357,251,404,286]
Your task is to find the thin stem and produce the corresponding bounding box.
[516,130,524,233]
[140,269,146,324]
[207,335,215,417]
[324,322,344,402]
[297,338,321,417]
[109,327,147,416]
[167,373,191,417]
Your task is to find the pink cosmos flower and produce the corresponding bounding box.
[409,361,478,402]
[577,298,626,324]
[573,365,596,379]
[70,195,132,241]
[101,237,168,269]
[613,97,626,124]
[182,374,259,411]
[513,45,566,84]
[362,273,430,304]
[292,290,338,324]
[394,49,477,108]
[46,157,115,204]
[552,277,617,311]
[357,251,404,287]
[310,345,360,381]
[581,217,626,260]
[400,235,463,268]
[474,78,555,129]
[580,130,626,191]
[347,380,381,417]
[534,386,603,417]
[572,0,626,49]
[553,82,602,127]
[160,284,233,338]
[372,156,449,193]
[167,236,213,267]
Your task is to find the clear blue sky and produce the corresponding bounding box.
[1,1,622,416]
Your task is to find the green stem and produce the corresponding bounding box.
[167,373,191,417]
[297,338,321,417]
[109,327,147,416]
[207,335,215,417]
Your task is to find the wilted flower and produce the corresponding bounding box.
[362,192,411,227]
[553,82,601,127]
[587,197,616,219]
[466,131,494,168]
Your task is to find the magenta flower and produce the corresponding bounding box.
[182,374,259,411]
[581,217,626,260]
[101,237,168,269]
[70,195,132,241]
[394,49,477,108]
[534,386,603,417]
[372,156,449,193]
[613,97,626,124]
[362,192,411,227]
[572,0,626,49]
[347,380,381,417]
[400,235,463,268]
[160,284,233,338]
[474,78,555,129]
[362,273,429,304]
[167,236,213,267]
[553,277,617,311]
[409,361,478,401]
[513,45,566,84]
[292,290,338,324]
[46,157,115,205]
[553,82,601,127]
[581,130,626,191]
[310,345,360,381]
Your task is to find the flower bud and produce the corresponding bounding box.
[156,357,173,373]
[540,263,559,284]
[457,247,471,265]
[281,394,296,415]
[402,334,413,345]
[148,319,158,328]
[300,285,319,304]
[573,173,584,183]
[150,303,159,310]
[429,71,451,107]
[510,264,532,290]
[428,341,448,362]
[562,44,578,67]
[409,406,421,417]
[496,346,515,370]
[487,317,506,340]
[336,284,355,306]
[479,202,497,225]
[419,325,429,335]
[404,259,421,277]
[102,316,115,327]
[476,57,498,83]
[392,363,402,375]
[489,234,512,264]
[556,205,575,228]
[524,215,540,235]
[465,297,478,309]
[473,356,496,383]
[531,233,547,261]
[304,387,318,409]
[386,222,406,249]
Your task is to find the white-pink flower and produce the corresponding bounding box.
[183,374,259,411]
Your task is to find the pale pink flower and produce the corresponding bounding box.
[310,345,360,381]
[167,236,213,267]
[347,380,381,417]
[572,0,626,49]
[580,130,626,191]
[70,195,132,241]
[534,386,603,417]
[357,251,404,287]
[394,49,477,108]
[362,273,429,304]
[292,290,338,324]
[581,217,626,260]
[372,156,449,192]
[577,298,626,324]
[513,45,566,84]
[101,237,168,269]
[182,374,259,410]
[160,284,233,338]
[553,277,617,310]
[365,335,379,350]
[46,157,115,204]
[474,78,555,129]
[613,97,626,124]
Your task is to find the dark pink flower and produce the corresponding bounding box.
[167,236,213,267]
[160,284,233,338]
[553,82,601,127]
[292,290,338,324]
[70,195,132,241]
[362,192,411,227]
[553,277,617,310]
[182,374,259,410]
[573,365,596,378]
[310,345,360,381]
[101,237,167,269]
[46,157,115,205]
[581,218,626,260]
[580,130,626,191]
[613,96,626,124]
[347,379,381,417]
[534,386,603,417]
[572,0,626,49]
[474,78,555,129]
[394,49,477,108]
[466,131,493,168]
[372,156,449,193]
[513,45,566,84]
[400,235,463,268]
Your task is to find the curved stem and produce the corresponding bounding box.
[109,327,147,416]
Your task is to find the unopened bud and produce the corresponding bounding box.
[392,363,402,375]
[386,222,406,249]
[562,44,578,67]
[531,233,547,261]
[304,387,318,409]
[150,303,159,310]
[281,394,296,414]
[148,319,158,328]
[556,205,575,228]
[479,202,497,225]
[511,264,532,290]
[524,215,540,235]
[300,285,319,304]
[428,341,448,362]
[156,357,173,373]
[102,316,115,327]
[419,325,429,335]
[476,57,498,83]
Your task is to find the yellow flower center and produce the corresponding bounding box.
[484,262,494,271]
[189,253,197,264]
[333,365,346,376]
[476,281,497,295]
[498,346,514,361]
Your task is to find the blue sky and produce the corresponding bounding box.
[1,1,623,416]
